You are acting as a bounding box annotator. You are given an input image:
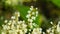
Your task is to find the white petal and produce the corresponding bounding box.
[28,11,31,14]
[11,16,15,19]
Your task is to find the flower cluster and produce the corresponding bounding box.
[26,6,38,23]
[32,21,60,34]
[1,6,39,34]
[1,6,60,34]
[26,6,38,29]
[1,11,27,34]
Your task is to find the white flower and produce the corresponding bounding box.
[29,29,31,31]
[32,12,35,15]
[58,21,60,24]
[17,21,21,24]
[7,26,10,29]
[11,16,15,19]
[30,8,33,11]
[17,25,20,29]
[31,6,33,8]
[39,28,42,31]
[47,28,51,33]
[30,6,33,11]
[31,16,36,20]
[50,32,54,34]
[29,23,33,28]
[57,24,60,32]
[43,32,45,34]
[4,20,8,23]
[28,11,31,14]
[39,28,42,33]
[26,14,31,18]
[9,20,12,23]
[24,29,27,33]
[3,25,8,30]
[36,8,38,10]
[28,19,33,22]
[15,11,20,17]
[2,32,6,34]
[32,28,41,34]
[36,11,38,15]
[28,33,31,34]
[33,23,36,26]
[19,30,23,34]
[50,21,53,25]
[22,20,25,23]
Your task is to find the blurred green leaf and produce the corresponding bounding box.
[16,5,30,20]
[51,0,60,8]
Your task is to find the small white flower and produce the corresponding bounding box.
[31,6,33,8]
[39,28,42,31]
[39,28,42,33]
[50,21,53,25]
[24,29,27,33]
[57,24,60,32]
[11,16,15,19]
[33,23,36,26]
[31,16,36,20]
[3,25,8,30]
[9,20,12,23]
[15,11,20,17]
[30,6,33,11]
[36,11,38,15]
[17,21,21,24]
[4,20,8,23]
[19,30,23,34]
[22,23,27,28]
[50,32,54,34]
[28,19,33,22]
[36,8,38,10]
[19,21,23,23]
[7,26,10,30]
[29,29,31,31]
[30,8,33,11]
[28,32,31,34]
[47,28,51,33]
[26,14,31,18]
[22,20,25,23]
[17,25,20,29]
[58,21,60,24]
[43,32,45,34]
[2,32,5,34]
[32,12,35,15]
[29,23,33,28]
[8,22,11,25]
[51,29,54,33]
[28,11,31,14]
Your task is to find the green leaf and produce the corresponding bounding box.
[51,0,60,8]
[16,5,30,20]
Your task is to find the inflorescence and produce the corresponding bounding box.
[1,6,60,34]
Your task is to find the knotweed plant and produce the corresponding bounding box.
[1,6,39,34]
[1,6,60,34]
